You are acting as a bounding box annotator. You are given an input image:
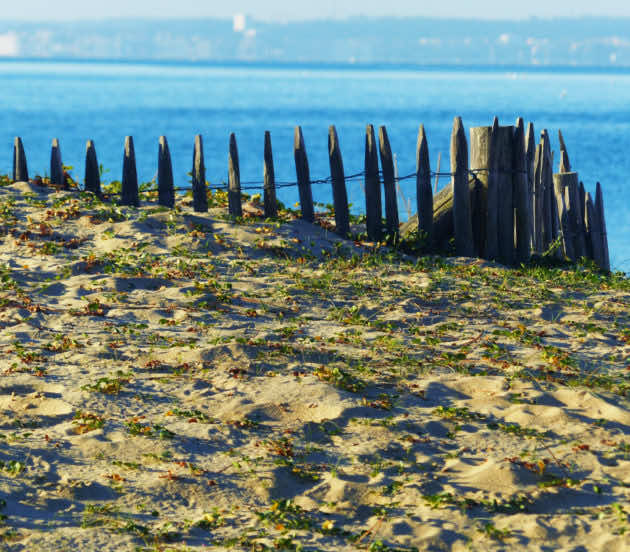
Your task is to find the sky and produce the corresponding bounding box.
[1,0,630,21]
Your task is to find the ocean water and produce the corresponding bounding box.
[0,60,627,271]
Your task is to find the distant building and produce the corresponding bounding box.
[0,33,19,57]
[233,14,246,33]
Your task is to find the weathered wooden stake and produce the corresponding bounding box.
[469,118,497,259]
[192,135,208,213]
[564,173,587,259]
[451,117,475,257]
[378,126,399,239]
[157,136,174,208]
[228,133,242,218]
[13,137,28,183]
[263,131,278,219]
[84,140,101,196]
[121,136,139,207]
[328,125,350,237]
[497,123,515,264]
[364,124,382,242]
[540,131,554,251]
[513,118,530,263]
[525,122,535,253]
[51,138,65,188]
[293,126,315,223]
[585,192,599,263]
[434,152,441,194]
[558,130,571,172]
[595,182,610,271]
[553,173,575,261]
[416,124,433,246]
[533,142,543,253]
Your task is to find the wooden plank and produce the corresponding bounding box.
[513,118,530,263]
[192,135,208,213]
[565,173,587,259]
[121,136,139,207]
[50,138,65,188]
[416,124,433,247]
[558,129,571,171]
[84,140,101,196]
[293,126,315,223]
[533,142,543,253]
[228,133,242,218]
[553,173,575,261]
[584,192,598,262]
[263,131,278,219]
[328,125,350,237]
[451,116,475,257]
[364,124,382,242]
[525,122,535,254]
[469,119,495,258]
[540,130,554,251]
[378,126,399,239]
[595,182,610,271]
[13,137,28,183]
[157,136,174,208]
[497,123,514,264]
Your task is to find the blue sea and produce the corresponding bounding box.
[0,60,628,272]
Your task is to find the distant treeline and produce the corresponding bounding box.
[2,17,630,66]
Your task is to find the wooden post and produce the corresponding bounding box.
[228,133,242,218]
[533,142,543,253]
[157,136,174,208]
[263,131,278,219]
[364,124,382,242]
[328,125,350,237]
[434,152,441,194]
[451,116,474,257]
[540,131,554,251]
[293,126,315,223]
[378,126,399,239]
[553,173,575,261]
[469,118,497,259]
[584,192,599,263]
[564,173,587,260]
[84,140,101,196]
[525,122,535,254]
[51,138,65,188]
[578,181,587,257]
[513,118,530,263]
[416,124,433,247]
[121,136,139,207]
[192,135,208,213]
[558,130,571,172]
[497,123,515,264]
[13,137,28,183]
[595,182,610,271]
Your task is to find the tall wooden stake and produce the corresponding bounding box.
[157,136,174,208]
[263,131,278,219]
[192,135,208,213]
[121,136,139,207]
[228,133,242,218]
[294,126,315,223]
[328,125,350,237]
[416,124,433,247]
[13,137,28,183]
[451,116,474,257]
[364,124,382,242]
[378,126,399,239]
[85,140,101,196]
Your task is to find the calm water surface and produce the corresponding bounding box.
[0,60,627,271]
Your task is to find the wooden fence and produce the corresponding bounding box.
[10,117,611,271]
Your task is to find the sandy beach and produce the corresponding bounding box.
[0,181,629,551]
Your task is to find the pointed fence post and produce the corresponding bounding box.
[121,136,139,207]
[451,117,474,257]
[585,192,599,264]
[51,138,65,188]
[416,124,433,247]
[84,140,101,196]
[157,136,174,208]
[525,123,535,254]
[486,117,500,260]
[263,131,278,219]
[553,173,575,261]
[13,137,28,183]
[364,124,382,242]
[294,126,315,223]
[533,142,543,253]
[558,130,571,172]
[328,125,350,237]
[513,118,531,263]
[564,173,587,260]
[540,131,554,251]
[595,182,610,271]
[228,133,242,218]
[192,135,208,213]
[378,126,399,240]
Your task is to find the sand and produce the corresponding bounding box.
[0,181,629,551]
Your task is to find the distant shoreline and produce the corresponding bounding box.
[2,56,630,76]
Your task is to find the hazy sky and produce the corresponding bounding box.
[2,0,630,20]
